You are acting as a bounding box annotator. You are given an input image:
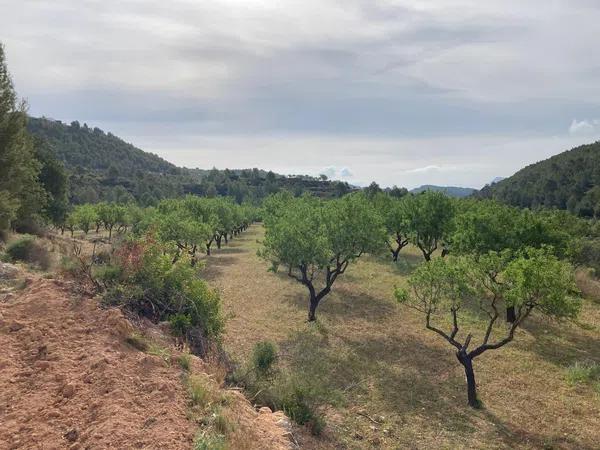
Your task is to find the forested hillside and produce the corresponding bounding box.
[478,141,600,217]
[27,117,352,205]
[410,184,475,198]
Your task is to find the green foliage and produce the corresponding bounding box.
[178,353,192,372]
[261,192,385,320]
[404,191,455,260]
[451,200,579,259]
[170,313,192,337]
[70,204,98,234]
[396,250,581,406]
[251,341,278,374]
[565,361,600,387]
[0,43,46,231]
[478,141,600,217]
[103,237,224,345]
[193,433,226,450]
[504,247,581,319]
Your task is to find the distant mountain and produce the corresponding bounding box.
[27,117,351,205]
[410,185,476,198]
[477,141,600,217]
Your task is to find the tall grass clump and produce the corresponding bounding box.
[566,361,600,387]
[4,235,51,270]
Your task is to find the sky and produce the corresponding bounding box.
[2,0,600,189]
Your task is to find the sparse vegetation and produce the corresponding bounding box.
[4,235,51,269]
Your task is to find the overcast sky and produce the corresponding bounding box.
[2,0,600,188]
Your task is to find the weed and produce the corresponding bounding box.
[188,375,211,408]
[193,433,226,450]
[125,332,148,351]
[566,361,600,386]
[213,412,233,435]
[251,341,277,374]
[147,343,172,365]
[178,353,192,372]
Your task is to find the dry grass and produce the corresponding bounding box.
[202,224,600,450]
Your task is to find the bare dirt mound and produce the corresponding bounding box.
[0,276,293,450]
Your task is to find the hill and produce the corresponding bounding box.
[27,117,352,205]
[410,184,476,198]
[477,141,600,216]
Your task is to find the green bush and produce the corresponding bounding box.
[575,239,600,277]
[272,374,325,435]
[170,313,192,337]
[5,235,51,269]
[100,237,224,352]
[252,341,278,374]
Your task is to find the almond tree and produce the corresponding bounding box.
[395,248,580,407]
[404,191,455,261]
[261,193,385,321]
[374,193,411,262]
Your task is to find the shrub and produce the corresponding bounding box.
[575,239,600,277]
[170,313,192,337]
[100,235,224,352]
[5,235,51,270]
[272,374,325,435]
[251,341,278,374]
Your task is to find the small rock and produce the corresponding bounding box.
[64,428,79,442]
[61,384,76,398]
[258,406,273,414]
[35,361,50,371]
[9,321,25,332]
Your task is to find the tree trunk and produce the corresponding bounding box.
[457,353,479,408]
[216,236,222,249]
[224,234,228,244]
[308,295,319,321]
[108,226,113,240]
[206,243,211,255]
[391,248,400,262]
[506,306,516,323]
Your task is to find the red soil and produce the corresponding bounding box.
[0,277,293,449]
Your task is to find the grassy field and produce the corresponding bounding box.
[202,224,600,449]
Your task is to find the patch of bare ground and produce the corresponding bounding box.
[0,268,293,449]
[203,224,600,450]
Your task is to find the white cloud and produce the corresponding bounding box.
[339,167,353,178]
[405,165,458,173]
[569,118,600,135]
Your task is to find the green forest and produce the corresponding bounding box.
[478,141,600,217]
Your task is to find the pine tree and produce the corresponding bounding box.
[0,42,45,230]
